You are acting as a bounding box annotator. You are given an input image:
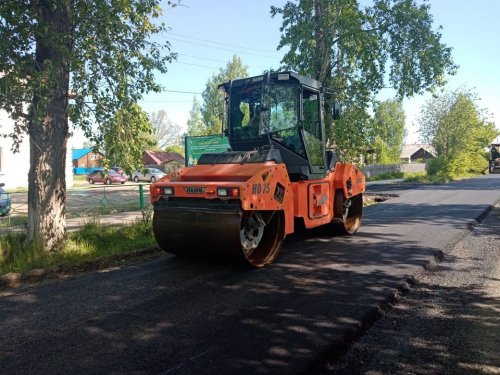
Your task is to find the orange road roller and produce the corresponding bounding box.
[150,72,365,267]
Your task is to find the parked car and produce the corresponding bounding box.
[131,168,166,183]
[0,183,11,216]
[86,170,128,185]
[110,166,124,175]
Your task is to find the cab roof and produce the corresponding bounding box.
[218,71,323,92]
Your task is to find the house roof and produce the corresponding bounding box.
[142,151,185,165]
[400,144,436,159]
[72,148,105,160]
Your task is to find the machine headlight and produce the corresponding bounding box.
[217,188,239,197]
[156,187,174,195]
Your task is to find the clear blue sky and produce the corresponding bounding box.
[74,0,500,146]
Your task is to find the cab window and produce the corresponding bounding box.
[302,88,321,139]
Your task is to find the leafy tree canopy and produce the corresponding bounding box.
[187,97,207,136]
[164,144,184,156]
[187,55,248,136]
[101,103,155,174]
[368,99,406,164]
[417,87,498,177]
[271,0,457,162]
[0,0,177,250]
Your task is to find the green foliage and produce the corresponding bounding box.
[0,0,178,249]
[366,171,449,184]
[327,105,372,163]
[365,171,405,181]
[187,55,249,136]
[368,100,407,164]
[271,0,457,163]
[403,172,450,184]
[417,87,499,178]
[0,216,156,275]
[0,0,176,152]
[0,233,42,274]
[164,144,185,156]
[101,103,155,174]
[187,97,208,136]
[0,215,27,228]
[371,136,391,164]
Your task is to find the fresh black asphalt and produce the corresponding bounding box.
[0,174,499,374]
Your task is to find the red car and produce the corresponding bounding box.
[86,170,128,185]
[110,166,124,174]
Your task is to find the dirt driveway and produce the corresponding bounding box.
[5,182,151,217]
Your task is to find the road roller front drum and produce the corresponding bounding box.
[153,204,286,267]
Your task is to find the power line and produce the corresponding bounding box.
[163,31,281,54]
[177,53,272,70]
[139,100,195,103]
[161,35,280,60]
[158,90,202,94]
[174,61,221,70]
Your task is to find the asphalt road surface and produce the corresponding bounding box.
[1,175,499,374]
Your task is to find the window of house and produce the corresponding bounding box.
[90,154,96,161]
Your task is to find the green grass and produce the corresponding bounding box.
[366,172,406,181]
[0,215,28,228]
[366,171,433,182]
[0,214,157,275]
[365,171,453,185]
[403,173,451,184]
[73,202,152,218]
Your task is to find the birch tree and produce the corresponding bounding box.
[271,0,457,162]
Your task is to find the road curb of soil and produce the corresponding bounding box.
[0,245,164,291]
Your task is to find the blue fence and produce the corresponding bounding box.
[73,167,104,175]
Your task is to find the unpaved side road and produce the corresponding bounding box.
[327,202,500,374]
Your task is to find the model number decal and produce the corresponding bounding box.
[184,186,205,194]
[252,183,271,195]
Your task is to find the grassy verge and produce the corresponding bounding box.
[366,171,453,185]
[0,202,153,229]
[0,214,157,275]
[403,173,451,184]
[0,215,28,228]
[73,175,87,182]
[365,171,406,181]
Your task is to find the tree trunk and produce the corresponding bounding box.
[26,0,72,251]
[313,0,336,141]
[313,0,324,82]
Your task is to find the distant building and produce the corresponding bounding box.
[142,151,185,173]
[72,148,106,169]
[400,144,436,164]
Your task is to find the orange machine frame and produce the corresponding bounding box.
[151,160,364,236]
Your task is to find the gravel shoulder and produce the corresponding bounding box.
[326,201,500,374]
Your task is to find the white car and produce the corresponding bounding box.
[131,168,166,183]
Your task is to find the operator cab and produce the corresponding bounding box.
[219,72,332,181]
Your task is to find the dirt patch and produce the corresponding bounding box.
[364,193,399,206]
[0,245,165,290]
